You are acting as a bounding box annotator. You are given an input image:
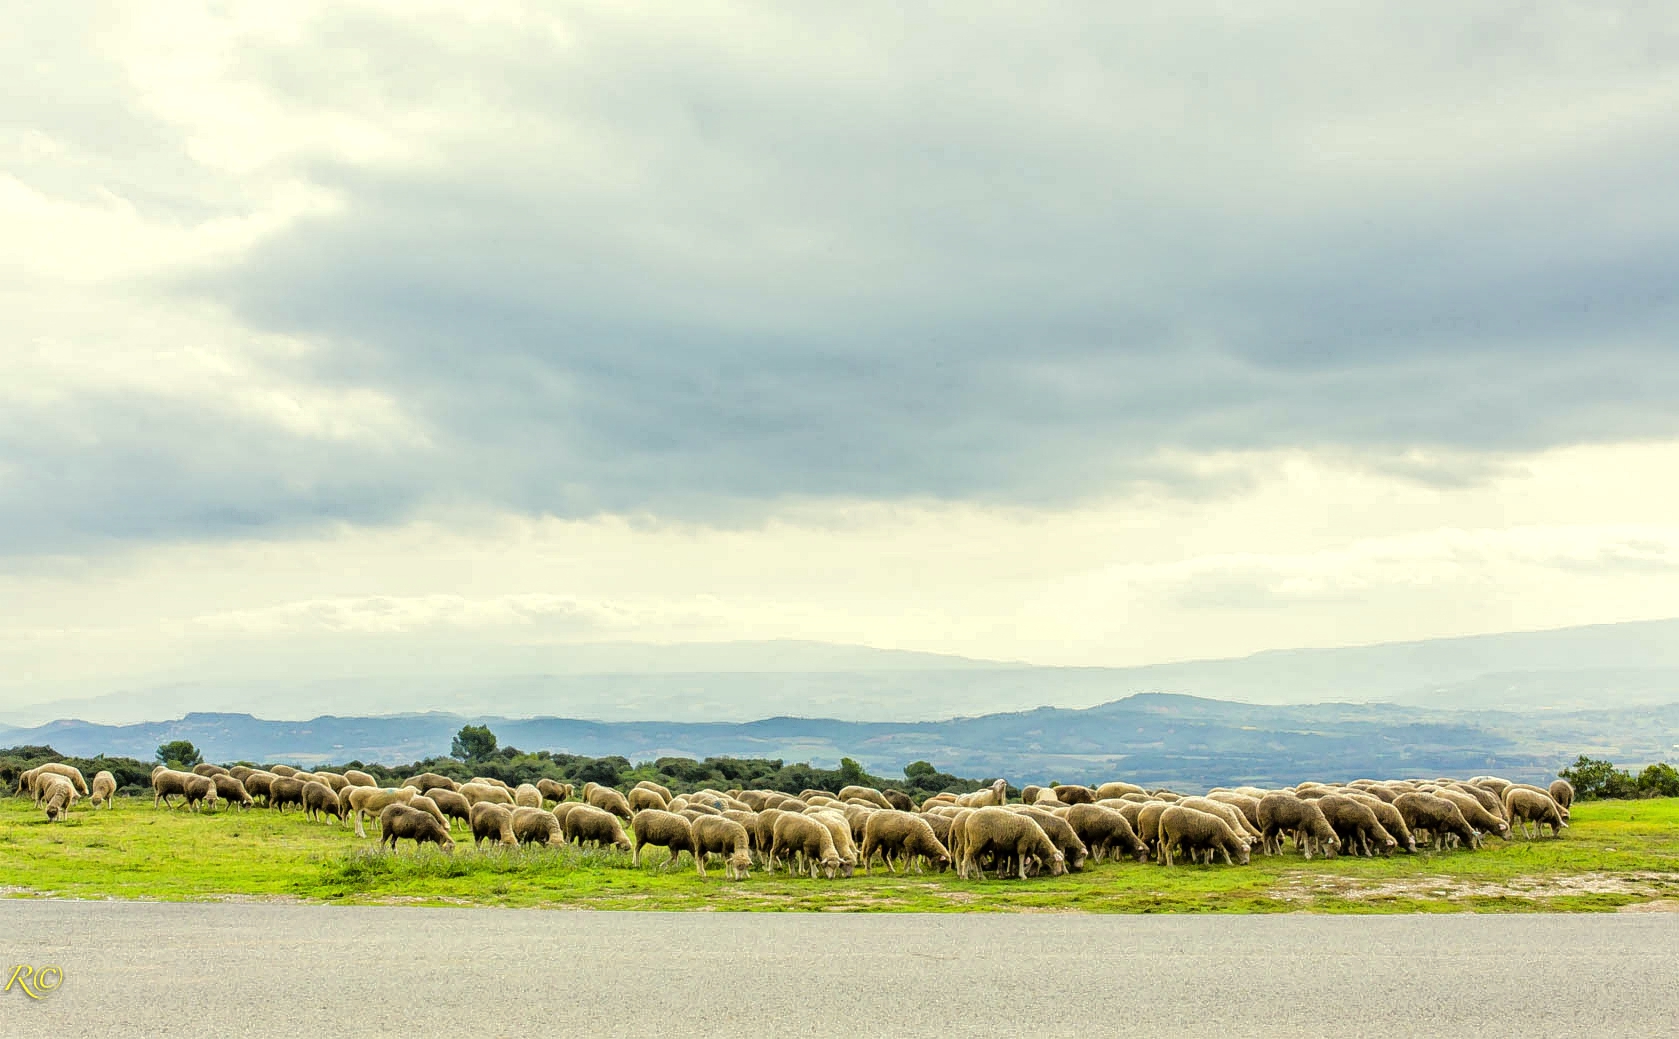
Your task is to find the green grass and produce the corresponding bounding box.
[3,797,1678,912]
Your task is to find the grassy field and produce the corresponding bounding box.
[3,796,1678,912]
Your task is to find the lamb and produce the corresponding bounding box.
[459,782,515,807]
[513,783,543,808]
[1549,779,1574,814]
[1315,795,1399,857]
[301,780,344,823]
[470,802,519,848]
[1504,788,1568,839]
[628,787,669,814]
[212,774,254,811]
[343,786,420,838]
[837,785,894,810]
[511,806,566,846]
[1065,803,1149,863]
[1157,805,1251,866]
[90,770,117,809]
[193,763,231,778]
[769,812,844,879]
[630,810,704,873]
[1393,792,1481,850]
[269,777,309,813]
[692,816,754,880]
[401,772,460,793]
[1434,789,1512,841]
[1256,793,1341,859]
[584,784,635,822]
[957,807,1065,880]
[955,778,1010,808]
[537,779,573,804]
[39,774,77,821]
[380,804,455,853]
[565,804,633,853]
[426,788,473,829]
[860,811,952,875]
[1014,807,1090,872]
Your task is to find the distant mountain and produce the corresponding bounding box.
[4,618,1678,727]
[6,692,1675,790]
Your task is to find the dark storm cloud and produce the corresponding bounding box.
[10,3,1679,550]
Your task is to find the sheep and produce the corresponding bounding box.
[860,811,952,875]
[1032,789,1064,806]
[90,771,117,809]
[1013,807,1090,872]
[565,804,633,853]
[380,804,455,853]
[1549,779,1574,814]
[241,771,278,806]
[536,779,573,804]
[1342,790,1417,853]
[630,810,704,873]
[39,774,77,821]
[769,812,844,879]
[955,778,1009,808]
[1469,776,1514,800]
[1315,795,1399,857]
[1179,797,1264,846]
[840,803,876,848]
[1393,792,1481,850]
[753,809,788,867]
[310,771,350,793]
[837,785,894,810]
[212,774,254,811]
[1505,788,1568,839]
[301,781,344,823]
[1019,785,1044,805]
[692,815,754,880]
[267,764,299,777]
[34,762,90,797]
[471,776,515,794]
[943,808,975,875]
[883,790,915,811]
[151,768,197,809]
[426,788,473,829]
[1444,782,1510,823]
[1157,805,1251,867]
[343,786,420,838]
[470,802,519,848]
[459,782,515,807]
[805,810,859,877]
[1065,803,1149,863]
[1256,793,1341,859]
[193,763,230,778]
[682,801,723,816]
[1434,789,1512,841]
[958,807,1065,880]
[1204,791,1264,833]
[634,779,675,802]
[1094,780,1148,800]
[511,806,566,846]
[584,784,635,822]
[552,801,583,835]
[920,811,954,850]
[799,788,838,801]
[227,766,257,783]
[401,772,459,794]
[628,787,669,814]
[1136,802,1172,857]
[269,776,310,813]
[920,793,958,811]
[1051,784,1096,806]
[513,783,543,809]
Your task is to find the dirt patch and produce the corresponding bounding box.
[1618,898,1679,913]
[1273,871,1679,904]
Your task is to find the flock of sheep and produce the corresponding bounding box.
[15,758,1574,882]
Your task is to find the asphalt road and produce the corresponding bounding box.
[2,902,1675,1038]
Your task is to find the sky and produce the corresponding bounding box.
[4,2,1679,714]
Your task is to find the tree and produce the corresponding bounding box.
[155,740,203,769]
[1558,755,1635,800]
[904,761,936,781]
[450,725,497,762]
[838,757,866,786]
[1637,762,1679,798]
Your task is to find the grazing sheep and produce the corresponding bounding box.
[301,780,344,823]
[955,779,1010,808]
[270,776,311,813]
[1204,792,1264,833]
[1342,791,1417,854]
[310,771,350,793]
[380,804,455,853]
[805,811,860,877]
[628,787,669,814]
[1094,780,1148,800]
[753,809,788,867]
[536,779,573,804]
[1065,803,1150,863]
[1549,779,1574,814]
[1136,802,1172,856]
[267,764,299,778]
[1157,805,1251,867]
[860,812,952,875]
[883,790,915,811]
[227,765,256,783]
[1434,789,1512,841]
[511,806,566,846]
[634,780,675,802]
[1256,793,1341,859]
[423,788,472,829]
[1505,788,1568,839]
[1052,784,1096,806]
[34,763,90,797]
[920,793,958,811]
[406,794,450,831]
[958,807,1065,880]
[242,771,278,806]
[837,785,894,810]
[470,802,519,848]
[943,809,975,874]
[920,811,954,850]
[566,804,633,853]
[1393,793,1481,850]
[1014,807,1090,872]
[471,777,515,794]
[1315,795,1399,857]
[193,763,231,778]
[1019,785,1044,805]
[343,786,420,838]
[212,774,254,811]
[770,812,844,879]
[692,816,754,880]
[39,774,77,821]
[90,771,117,810]
[1470,776,1514,801]
[631,810,704,873]
[1179,797,1264,846]
[401,772,459,794]
[459,782,515,807]
[151,769,197,809]
[585,785,635,822]
[1032,789,1064,806]
[513,783,543,809]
